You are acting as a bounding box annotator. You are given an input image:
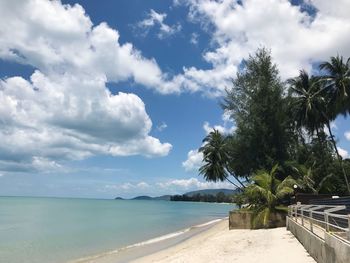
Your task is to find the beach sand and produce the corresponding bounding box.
[132,219,316,263]
[84,219,316,263]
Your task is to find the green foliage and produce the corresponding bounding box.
[231,192,247,209]
[199,129,245,188]
[222,48,293,176]
[198,49,350,206]
[287,70,327,135]
[170,192,233,203]
[288,62,350,193]
[243,165,295,227]
[199,130,229,182]
[320,55,350,116]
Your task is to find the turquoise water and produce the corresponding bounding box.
[0,197,235,263]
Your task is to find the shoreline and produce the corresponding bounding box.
[72,218,315,263]
[70,217,227,263]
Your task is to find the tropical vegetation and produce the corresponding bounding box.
[198,48,350,227]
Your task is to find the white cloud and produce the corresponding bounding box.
[203,111,236,135]
[330,122,338,130]
[0,0,173,172]
[3,0,349,99]
[104,178,233,196]
[203,121,235,135]
[173,0,350,95]
[324,121,338,136]
[338,147,349,159]
[190,32,199,45]
[157,177,234,190]
[0,1,185,94]
[345,131,350,141]
[183,110,235,172]
[137,182,150,188]
[182,150,203,172]
[105,181,150,191]
[156,122,168,132]
[137,9,182,39]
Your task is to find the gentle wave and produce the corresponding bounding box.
[72,217,227,262]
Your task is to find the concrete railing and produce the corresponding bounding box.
[288,204,350,242]
[287,204,350,263]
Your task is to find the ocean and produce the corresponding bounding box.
[0,196,235,263]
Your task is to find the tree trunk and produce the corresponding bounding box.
[223,174,241,189]
[226,167,246,189]
[315,128,326,164]
[326,121,350,194]
[316,128,320,140]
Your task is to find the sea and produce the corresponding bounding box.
[0,196,235,263]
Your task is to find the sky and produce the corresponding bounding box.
[0,0,349,198]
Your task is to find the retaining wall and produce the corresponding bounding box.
[287,217,350,263]
[229,210,286,229]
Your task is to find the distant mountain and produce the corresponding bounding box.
[185,188,240,197]
[127,195,171,201]
[131,195,153,200]
[114,189,238,201]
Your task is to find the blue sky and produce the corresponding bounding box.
[0,0,349,198]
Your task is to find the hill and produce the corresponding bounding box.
[131,195,153,200]
[185,188,240,197]
[114,189,238,202]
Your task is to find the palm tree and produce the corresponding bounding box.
[199,129,245,189]
[244,164,296,227]
[288,70,326,138]
[288,70,350,193]
[320,55,350,116]
[292,165,334,194]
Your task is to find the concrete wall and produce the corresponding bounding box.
[325,232,350,263]
[229,210,286,229]
[287,217,350,263]
[229,211,253,229]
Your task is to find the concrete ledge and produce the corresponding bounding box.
[229,210,286,229]
[287,217,350,263]
[325,232,350,263]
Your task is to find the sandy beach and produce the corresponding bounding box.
[85,219,315,263]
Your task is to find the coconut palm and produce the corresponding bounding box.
[199,129,245,189]
[288,70,350,193]
[320,55,350,116]
[288,70,326,138]
[290,164,334,194]
[244,164,296,227]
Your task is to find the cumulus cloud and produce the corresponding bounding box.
[203,111,236,135]
[5,0,349,98]
[345,131,350,141]
[157,177,234,190]
[105,178,233,196]
[338,147,349,159]
[182,150,203,172]
[4,0,348,101]
[173,0,350,95]
[0,0,172,172]
[137,9,182,39]
[182,110,235,172]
